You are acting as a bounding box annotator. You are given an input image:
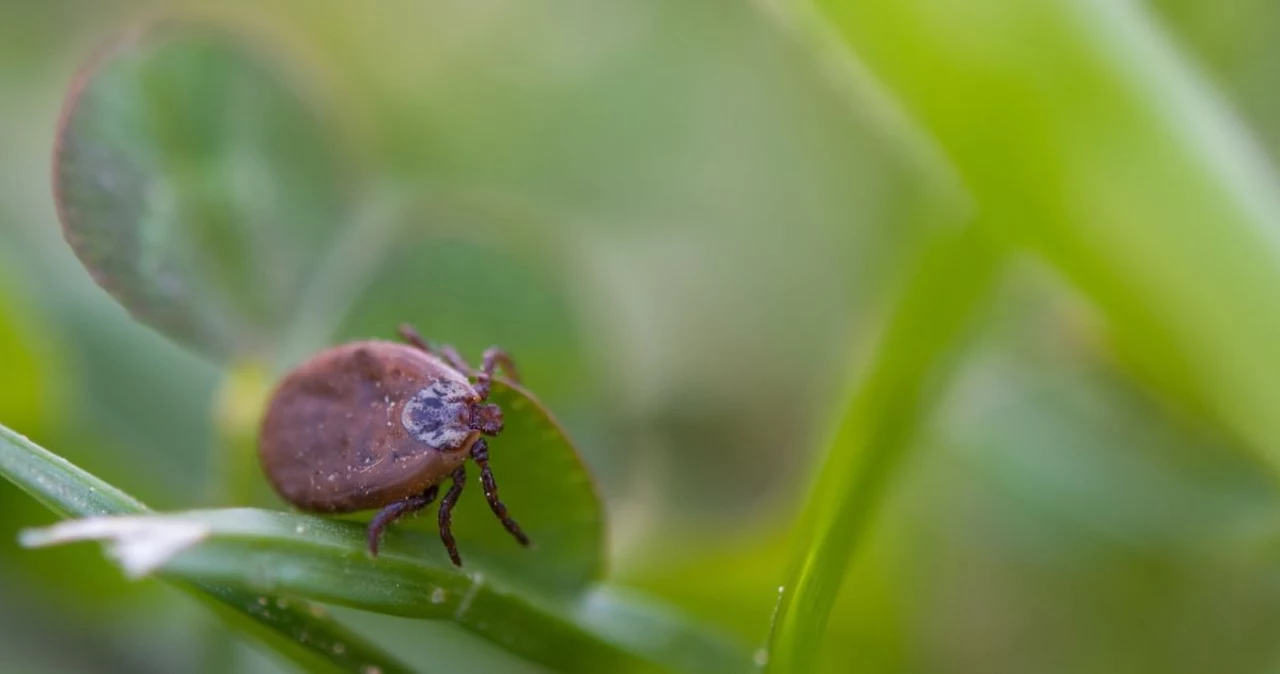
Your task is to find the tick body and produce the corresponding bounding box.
[258,325,529,566]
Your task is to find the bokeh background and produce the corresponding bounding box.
[3,1,1280,672]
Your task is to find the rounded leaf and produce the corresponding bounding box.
[54,25,349,358]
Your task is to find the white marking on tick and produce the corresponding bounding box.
[355,455,388,473]
[402,379,474,449]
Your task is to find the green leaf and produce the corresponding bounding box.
[764,228,1005,674]
[0,423,415,674]
[325,217,590,404]
[809,0,1280,468]
[53,25,349,359]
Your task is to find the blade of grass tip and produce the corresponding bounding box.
[764,227,1005,674]
[0,424,416,674]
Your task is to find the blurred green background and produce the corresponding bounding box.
[4,0,1280,672]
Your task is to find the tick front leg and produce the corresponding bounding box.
[471,439,530,546]
[437,465,467,566]
[482,347,520,383]
[472,347,520,401]
[367,485,439,557]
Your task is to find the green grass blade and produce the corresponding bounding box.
[2,425,750,674]
[0,424,417,674]
[571,587,751,674]
[20,506,749,674]
[764,228,1005,674]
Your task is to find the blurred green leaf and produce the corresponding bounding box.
[53,24,349,359]
[810,0,1280,467]
[329,225,589,404]
[765,227,1004,674]
[0,423,415,674]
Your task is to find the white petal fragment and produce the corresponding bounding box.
[19,516,211,579]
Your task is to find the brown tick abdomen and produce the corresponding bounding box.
[259,340,475,513]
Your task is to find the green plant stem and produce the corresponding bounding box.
[210,360,272,508]
[765,226,1004,674]
[204,361,272,673]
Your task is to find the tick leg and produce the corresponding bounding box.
[367,485,439,557]
[471,439,531,546]
[398,324,473,374]
[397,323,433,353]
[437,344,473,375]
[472,347,520,401]
[438,465,467,567]
[481,347,521,383]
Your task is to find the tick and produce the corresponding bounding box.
[258,324,530,566]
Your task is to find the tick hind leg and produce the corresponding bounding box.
[437,465,468,566]
[471,439,530,546]
[367,485,439,557]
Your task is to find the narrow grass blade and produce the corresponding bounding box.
[764,228,1005,673]
[19,506,750,674]
[2,424,750,673]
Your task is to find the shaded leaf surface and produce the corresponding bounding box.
[54,26,348,358]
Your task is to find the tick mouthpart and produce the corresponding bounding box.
[471,403,504,435]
